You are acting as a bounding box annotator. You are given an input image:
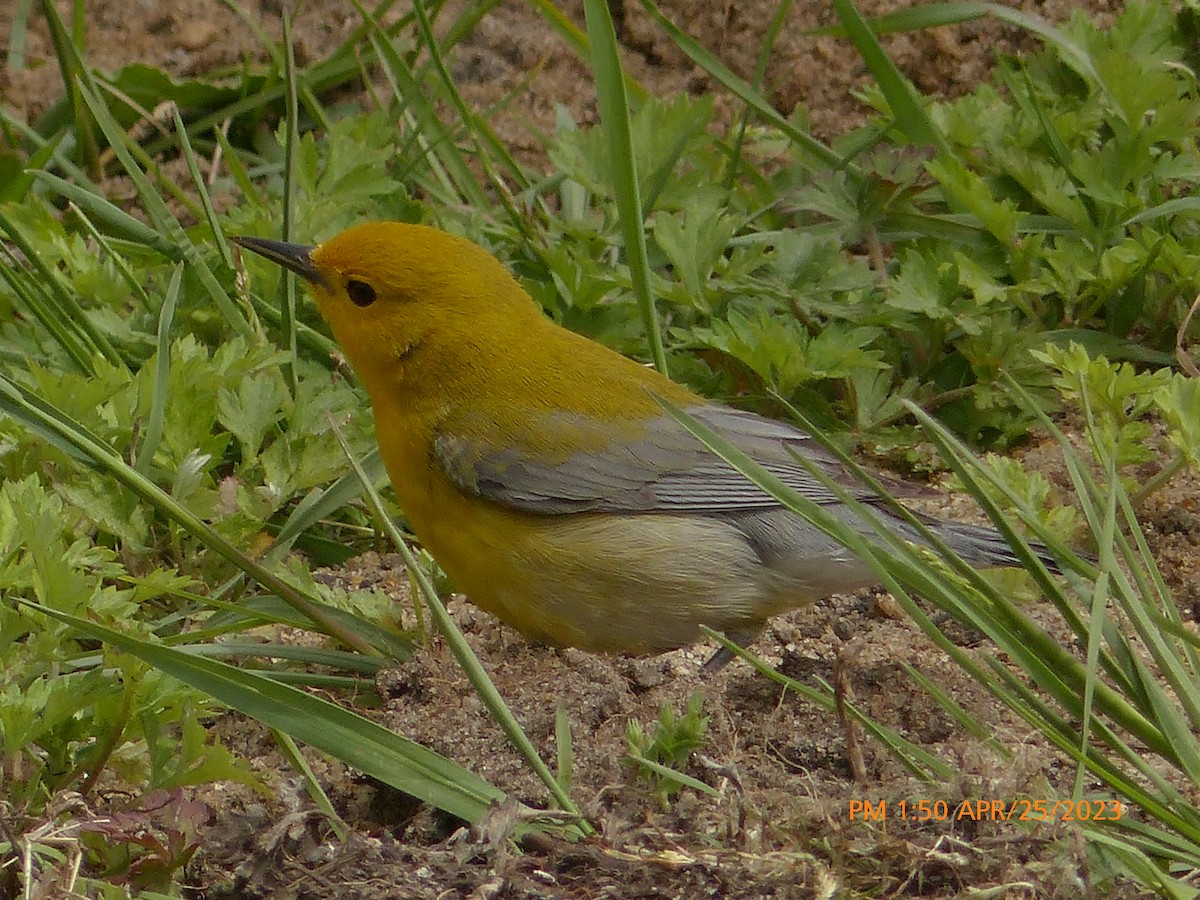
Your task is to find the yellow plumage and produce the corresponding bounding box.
[235,222,1058,658]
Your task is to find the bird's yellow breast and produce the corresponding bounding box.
[370,399,571,642]
[369,399,785,653]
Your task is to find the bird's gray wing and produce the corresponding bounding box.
[434,404,925,515]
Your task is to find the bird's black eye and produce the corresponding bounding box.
[346,279,376,307]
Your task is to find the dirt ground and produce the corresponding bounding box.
[9,0,1197,898]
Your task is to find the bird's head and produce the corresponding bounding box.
[233,222,541,387]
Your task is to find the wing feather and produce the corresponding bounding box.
[434,405,925,515]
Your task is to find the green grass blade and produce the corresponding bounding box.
[903,404,1176,759]
[555,705,574,797]
[807,2,1101,91]
[1,107,92,185]
[582,0,667,375]
[272,728,348,840]
[723,0,793,189]
[625,753,721,798]
[278,14,302,396]
[134,263,181,475]
[0,374,385,656]
[38,0,101,175]
[3,129,66,202]
[701,628,953,781]
[171,106,232,266]
[74,83,255,339]
[194,596,412,660]
[21,599,506,824]
[1085,829,1199,900]
[331,424,592,831]
[173,642,383,674]
[0,207,106,374]
[523,0,647,101]
[6,0,34,69]
[354,0,491,211]
[212,122,262,208]
[410,0,525,222]
[31,171,183,259]
[830,0,953,161]
[982,4,1101,90]
[807,1,996,34]
[634,0,847,176]
[66,203,155,314]
[267,448,388,561]
[901,663,1008,756]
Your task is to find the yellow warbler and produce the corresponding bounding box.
[234,223,1061,662]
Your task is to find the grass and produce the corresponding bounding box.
[0,0,1198,895]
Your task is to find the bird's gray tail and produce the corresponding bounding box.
[922,517,1067,575]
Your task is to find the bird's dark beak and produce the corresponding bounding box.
[231,235,325,286]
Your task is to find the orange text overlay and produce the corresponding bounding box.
[847,798,1125,823]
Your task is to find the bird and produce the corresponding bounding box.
[233,222,1065,667]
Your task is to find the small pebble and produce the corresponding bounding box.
[177,20,219,52]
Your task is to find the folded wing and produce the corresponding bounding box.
[434,405,925,515]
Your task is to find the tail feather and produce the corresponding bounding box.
[925,518,1069,574]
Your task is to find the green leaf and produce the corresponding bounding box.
[217,371,289,461]
[653,194,736,301]
[22,600,508,825]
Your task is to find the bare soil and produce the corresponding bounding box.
[7,1,1193,898]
